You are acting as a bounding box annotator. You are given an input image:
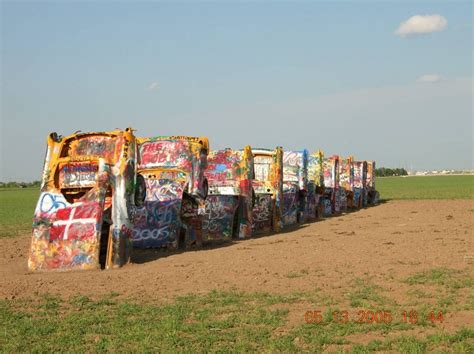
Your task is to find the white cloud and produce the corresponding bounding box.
[148,82,159,91]
[395,14,447,37]
[417,74,443,83]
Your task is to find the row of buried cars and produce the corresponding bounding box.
[28,128,379,271]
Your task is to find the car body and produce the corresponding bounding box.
[202,146,254,241]
[322,155,341,215]
[307,150,325,219]
[339,156,355,211]
[352,160,367,208]
[282,150,313,225]
[132,136,209,249]
[251,148,283,234]
[28,128,139,271]
[366,161,380,205]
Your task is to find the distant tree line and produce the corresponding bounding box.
[375,168,408,177]
[0,181,41,188]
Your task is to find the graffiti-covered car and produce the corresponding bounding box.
[352,160,367,208]
[322,155,341,215]
[132,136,209,249]
[307,150,325,219]
[251,148,283,234]
[339,156,355,211]
[366,161,380,205]
[28,128,140,271]
[282,150,311,225]
[202,146,254,241]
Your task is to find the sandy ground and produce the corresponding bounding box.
[1,199,473,333]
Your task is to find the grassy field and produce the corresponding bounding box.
[377,175,474,200]
[0,188,39,237]
[1,285,473,352]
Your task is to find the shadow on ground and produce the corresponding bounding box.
[131,204,382,264]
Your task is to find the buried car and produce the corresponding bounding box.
[307,150,325,220]
[366,160,380,205]
[28,128,140,271]
[132,136,209,249]
[282,150,314,225]
[322,155,342,215]
[202,146,254,241]
[352,160,367,208]
[251,148,283,234]
[338,156,355,211]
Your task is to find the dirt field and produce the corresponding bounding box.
[1,199,473,350]
[1,200,472,302]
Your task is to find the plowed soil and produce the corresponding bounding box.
[1,200,473,317]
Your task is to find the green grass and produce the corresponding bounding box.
[352,328,474,353]
[346,278,393,308]
[0,188,39,237]
[405,268,461,286]
[377,175,474,200]
[1,290,472,352]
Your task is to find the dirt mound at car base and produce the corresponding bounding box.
[1,200,472,307]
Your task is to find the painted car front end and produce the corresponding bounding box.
[132,136,209,249]
[307,150,325,219]
[282,150,308,226]
[322,156,341,215]
[251,148,283,234]
[203,146,254,241]
[28,129,137,271]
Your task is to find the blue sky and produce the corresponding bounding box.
[1,1,472,181]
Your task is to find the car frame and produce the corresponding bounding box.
[251,147,283,234]
[322,155,342,215]
[132,136,209,249]
[282,150,315,225]
[202,146,254,241]
[307,150,326,219]
[339,156,355,211]
[28,128,140,271]
[366,160,380,205]
[352,160,367,208]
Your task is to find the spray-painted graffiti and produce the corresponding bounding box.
[322,156,341,215]
[252,194,273,233]
[338,157,355,211]
[352,161,367,208]
[252,148,283,233]
[69,135,120,162]
[139,140,193,171]
[282,183,298,225]
[29,168,107,271]
[132,179,184,248]
[28,129,137,272]
[353,161,366,189]
[339,159,353,192]
[303,188,318,221]
[283,151,301,183]
[323,158,337,189]
[38,192,67,213]
[366,161,379,205]
[322,197,332,216]
[282,150,310,225]
[254,155,272,182]
[307,151,325,220]
[308,151,324,188]
[203,195,238,240]
[59,162,98,188]
[203,147,254,241]
[133,136,209,249]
